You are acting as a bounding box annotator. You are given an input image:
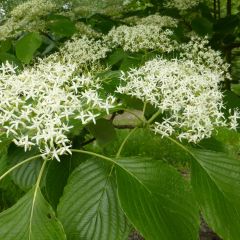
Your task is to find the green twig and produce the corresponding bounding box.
[116,127,138,158]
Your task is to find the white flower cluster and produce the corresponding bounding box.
[164,0,201,11]
[59,36,110,72]
[124,14,178,28]
[0,0,57,40]
[180,37,231,80]
[0,61,116,160]
[75,22,103,38]
[106,24,177,52]
[117,57,232,143]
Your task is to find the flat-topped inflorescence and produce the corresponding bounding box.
[164,0,202,11]
[0,60,116,160]
[0,0,58,40]
[117,47,237,142]
[106,24,178,53]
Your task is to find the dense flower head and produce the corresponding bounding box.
[58,36,110,72]
[0,60,116,160]
[180,37,231,80]
[0,0,57,40]
[124,14,178,28]
[117,56,233,143]
[75,22,103,38]
[105,24,178,52]
[164,0,201,10]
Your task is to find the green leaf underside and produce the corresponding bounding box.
[116,157,199,240]
[191,149,240,240]
[57,159,130,240]
[0,187,66,240]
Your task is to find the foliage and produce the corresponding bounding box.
[0,0,240,239]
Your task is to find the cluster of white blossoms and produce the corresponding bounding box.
[58,36,110,72]
[75,22,103,38]
[124,14,178,28]
[180,37,231,80]
[164,0,201,11]
[0,60,116,160]
[117,56,236,143]
[106,24,178,52]
[0,0,58,40]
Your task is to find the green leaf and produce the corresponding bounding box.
[191,17,213,36]
[190,149,240,240]
[120,53,143,71]
[0,187,66,240]
[8,145,42,190]
[0,142,9,176]
[116,157,199,240]
[45,157,72,209]
[106,48,128,66]
[0,52,22,67]
[47,15,76,37]
[15,32,42,64]
[0,40,11,53]
[98,129,191,166]
[58,159,130,240]
[46,152,90,210]
[223,90,240,110]
[88,118,117,146]
[97,70,121,94]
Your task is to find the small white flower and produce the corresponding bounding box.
[229,109,240,130]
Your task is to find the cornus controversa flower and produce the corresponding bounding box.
[0,61,116,160]
[180,37,231,80]
[0,0,57,40]
[55,35,110,73]
[105,24,178,53]
[117,56,237,143]
[164,0,201,10]
[123,14,178,28]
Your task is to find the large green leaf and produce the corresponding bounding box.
[57,159,130,240]
[8,145,42,190]
[45,157,72,210]
[0,187,66,240]
[190,149,240,240]
[45,153,88,209]
[15,32,42,64]
[0,52,22,67]
[0,141,9,176]
[116,157,199,240]
[0,40,11,53]
[47,15,76,37]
